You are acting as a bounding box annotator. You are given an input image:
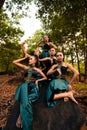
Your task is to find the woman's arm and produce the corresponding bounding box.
[34,68,47,86]
[39,57,52,62]
[35,67,47,81]
[37,40,43,47]
[46,64,58,75]
[66,62,79,85]
[13,57,28,70]
[49,42,57,49]
[21,40,31,58]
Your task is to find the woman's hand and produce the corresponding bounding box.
[25,53,30,58]
[56,68,62,76]
[35,80,39,89]
[68,84,72,91]
[21,40,26,45]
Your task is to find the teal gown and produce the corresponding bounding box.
[40,43,54,74]
[46,66,69,107]
[14,68,42,130]
[40,43,51,58]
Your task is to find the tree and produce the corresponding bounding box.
[35,0,87,81]
[0,0,32,9]
[26,29,45,54]
[0,9,24,73]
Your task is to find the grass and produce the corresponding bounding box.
[73,82,87,89]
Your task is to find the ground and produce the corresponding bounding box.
[0,74,87,128]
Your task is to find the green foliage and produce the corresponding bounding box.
[28,29,45,43]
[0,43,22,72]
[74,83,87,89]
[0,9,24,72]
[1,0,33,17]
[0,0,87,76]
[35,0,87,76]
[26,29,45,53]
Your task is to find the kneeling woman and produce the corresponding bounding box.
[46,52,79,107]
[13,55,47,130]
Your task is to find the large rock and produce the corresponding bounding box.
[4,86,86,130]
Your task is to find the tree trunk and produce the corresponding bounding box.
[81,30,86,82]
[0,0,5,8]
[70,47,74,65]
[84,33,87,82]
[74,35,81,81]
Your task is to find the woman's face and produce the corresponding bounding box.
[56,52,64,62]
[43,36,49,42]
[29,56,37,65]
[49,48,56,56]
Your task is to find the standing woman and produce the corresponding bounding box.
[37,35,57,58]
[37,36,57,74]
[13,55,47,130]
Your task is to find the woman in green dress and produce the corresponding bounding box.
[13,55,47,130]
[37,35,57,58]
[46,52,79,107]
[37,36,57,74]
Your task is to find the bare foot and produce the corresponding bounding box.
[64,97,69,102]
[67,91,78,104]
[16,115,22,128]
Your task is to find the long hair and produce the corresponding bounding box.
[33,54,39,67]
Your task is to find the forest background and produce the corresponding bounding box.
[0,0,87,82]
[0,0,87,128]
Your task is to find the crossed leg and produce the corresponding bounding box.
[16,114,22,128]
[53,91,78,104]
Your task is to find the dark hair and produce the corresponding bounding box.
[43,35,51,42]
[47,35,51,42]
[33,55,39,67]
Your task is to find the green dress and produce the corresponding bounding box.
[40,43,52,74]
[41,43,51,58]
[46,66,69,107]
[14,68,42,130]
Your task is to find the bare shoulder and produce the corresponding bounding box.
[34,67,42,73]
[65,62,72,66]
[64,62,75,69]
[49,42,53,45]
[49,42,53,43]
[24,66,29,70]
[63,62,69,66]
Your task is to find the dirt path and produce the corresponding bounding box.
[0,75,21,127]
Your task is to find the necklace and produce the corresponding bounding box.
[27,67,33,82]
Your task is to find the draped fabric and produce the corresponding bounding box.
[14,68,41,130]
[46,66,69,107]
[46,78,69,107]
[41,43,50,58]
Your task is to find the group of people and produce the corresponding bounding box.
[12,35,80,130]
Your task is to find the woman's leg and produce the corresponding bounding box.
[64,84,72,102]
[53,91,78,104]
[16,114,22,128]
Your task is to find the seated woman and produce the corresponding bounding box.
[13,55,47,130]
[46,52,79,107]
[4,55,86,130]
